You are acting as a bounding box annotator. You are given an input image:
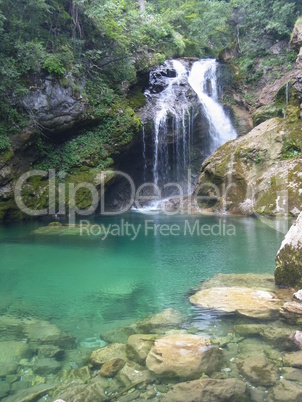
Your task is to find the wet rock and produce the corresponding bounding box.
[126,334,156,365]
[237,355,279,387]
[55,381,107,402]
[190,287,281,319]
[90,343,127,367]
[0,315,25,340]
[4,383,58,402]
[283,367,302,382]
[0,363,18,376]
[100,326,136,344]
[268,379,302,401]
[162,378,248,402]
[117,363,154,388]
[283,351,302,368]
[0,340,33,363]
[146,334,222,380]
[24,319,75,349]
[33,358,62,375]
[99,358,125,378]
[234,323,299,350]
[280,301,302,324]
[38,345,65,360]
[118,390,141,402]
[135,308,186,333]
[294,290,302,302]
[0,383,10,398]
[275,212,302,289]
[60,366,91,383]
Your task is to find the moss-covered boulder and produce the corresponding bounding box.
[191,118,302,216]
[275,212,302,289]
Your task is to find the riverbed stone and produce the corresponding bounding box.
[0,340,33,363]
[90,343,127,366]
[100,326,136,344]
[24,319,75,349]
[146,334,222,380]
[280,301,302,324]
[234,323,299,350]
[33,357,62,375]
[237,355,279,387]
[283,367,302,382]
[283,351,302,368]
[190,287,281,319]
[135,308,186,333]
[117,363,154,388]
[4,383,58,402]
[162,378,248,402]
[126,334,156,365]
[99,358,125,378]
[275,212,302,289]
[268,379,302,401]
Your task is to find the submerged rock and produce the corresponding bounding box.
[268,379,302,402]
[126,334,156,365]
[90,343,127,367]
[146,334,222,380]
[135,308,186,333]
[99,358,125,378]
[190,287,281,319]
[283,350,302,368]
[162,378,248,402]
[275,212,302,289]
[237,355,279,387]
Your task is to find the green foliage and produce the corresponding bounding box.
[0,132,10,151]
[43,55,66,76]
[282,138,301,159]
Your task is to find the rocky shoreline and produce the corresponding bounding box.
[1,270,302,402]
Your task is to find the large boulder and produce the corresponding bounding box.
[275,212,302,288]
[146,334,222,380]
[126,334,156,365]
[190,287,281,319]
[162,378,248,402]
[22,77,87,133]
[191,118,302,216]
[290,19,302,51]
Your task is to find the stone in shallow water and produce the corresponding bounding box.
[162,378,248,402]
[100,326,136,344]
[99,358,125,378]
[283,367,302,382]
[190,287,281,319]
[146,334,222,380]
[117,363,154,388]
[268,379,302,402]
[280,301,302,324]
[33,357,62,375]
[135,308,186,333]
[126,334,156,365]
[4,383,58,402]
[90,343,127,366]
[0,341,33,363]
[283,351,302,368]
[237,355,279,387]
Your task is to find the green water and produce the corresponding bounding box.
[0,213,284,341]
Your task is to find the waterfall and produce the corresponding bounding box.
[188,59,237,153]
[136,58,237,209]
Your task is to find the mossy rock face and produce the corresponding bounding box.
[252,104,283,126]
[275,213,302,289]
[275,245,302,289]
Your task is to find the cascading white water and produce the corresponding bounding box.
[188,59,237,153]
[135,58,237,212]
[152,60,191,187]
